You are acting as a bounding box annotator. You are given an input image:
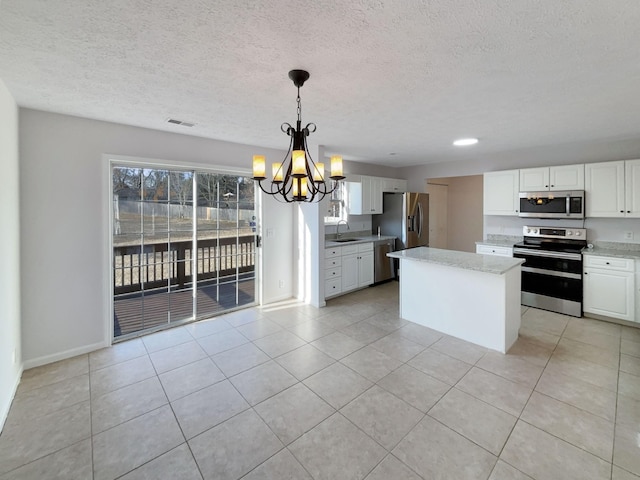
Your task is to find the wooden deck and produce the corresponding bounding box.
[114,277,255,337]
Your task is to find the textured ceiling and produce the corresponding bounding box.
[1,1,640,167]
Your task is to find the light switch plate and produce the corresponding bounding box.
[624,231,633,240]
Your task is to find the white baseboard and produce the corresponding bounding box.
[262,292,295,305]
[23,341,109,370]
[0,365,23,433]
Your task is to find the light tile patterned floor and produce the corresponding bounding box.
[1,282,640,479]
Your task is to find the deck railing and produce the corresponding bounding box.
[113,235,256,295]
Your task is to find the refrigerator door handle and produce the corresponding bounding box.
[417,202,423,238]
[408,215,415,232]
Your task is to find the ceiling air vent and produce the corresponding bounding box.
[166,118,195,127]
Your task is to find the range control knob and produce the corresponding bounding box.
[567,231,573,236]
[525,228,531,234]
[575,231,581,236]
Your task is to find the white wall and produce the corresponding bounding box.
[484,215,640,245]
[19,109,292,367]
[0,80,22,430]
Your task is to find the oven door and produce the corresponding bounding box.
[513,248,583,303]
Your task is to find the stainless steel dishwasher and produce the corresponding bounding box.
[374,241,395,283]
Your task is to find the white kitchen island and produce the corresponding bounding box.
[388,247,525,353]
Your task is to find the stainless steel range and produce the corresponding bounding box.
[513,226,587,317]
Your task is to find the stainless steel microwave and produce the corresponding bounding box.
[518,190,585,219]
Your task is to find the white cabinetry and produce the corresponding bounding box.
[325,243,374,299]
[347,176,383,214]
[583,255,635,322]
[625,159,640,217]
[519,164,584,191]
[483,170,519,216]
[381,178,408,192]
[475,244,513,257]
[357,244,374,286]
[585,159,640,218]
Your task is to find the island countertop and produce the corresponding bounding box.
[388,247,524,275]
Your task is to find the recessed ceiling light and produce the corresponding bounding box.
[453,138,478,146]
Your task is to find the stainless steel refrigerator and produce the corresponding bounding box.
[373,192,429,251]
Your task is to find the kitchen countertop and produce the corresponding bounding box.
[388,247,524,275]
[325,235,396,247]
[582,247,640,260]
[475,239,518,248]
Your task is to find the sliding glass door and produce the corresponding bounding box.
[112,165,257,339]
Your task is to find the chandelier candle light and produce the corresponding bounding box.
[252,70,345,202]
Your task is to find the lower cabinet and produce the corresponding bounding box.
[583,255,636,322]
[325,243,374,298]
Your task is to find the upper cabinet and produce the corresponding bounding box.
[585,159,640,218]
[381,178,408,193]
[483,170,519,216]
[347,175,383,214]
[346,176,408,215]
[519,164,584,191]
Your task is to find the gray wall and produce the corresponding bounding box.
[0,80,21,429]
[18,108,292,367]
[400,137,640,192]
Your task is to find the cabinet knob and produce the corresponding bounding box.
[627,211,631,213]
[584,272,588,275]
[606,262,610,265]
[545,185,549,188]
[621,210,624,213]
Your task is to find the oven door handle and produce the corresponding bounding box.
[521,266,582,280]
[513,248,582,261]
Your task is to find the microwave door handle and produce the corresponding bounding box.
[566,195,570,216]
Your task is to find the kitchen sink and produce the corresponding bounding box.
[333,238,359,242]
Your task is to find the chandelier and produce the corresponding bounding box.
[252,70,344,203]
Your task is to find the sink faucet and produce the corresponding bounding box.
[336,220,349,239]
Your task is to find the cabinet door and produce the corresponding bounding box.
[550,164,584,190]
[520,167,549,191]
[483,170,519,215]
[585,161,625,217]
[357,251,374,287]
[346,181,364,215]
[341,253,358,292]
[584,268,635,321]
[382,178,408,192]
[361,176,373,213]
[625,159,640,217]
[370,177,383,214]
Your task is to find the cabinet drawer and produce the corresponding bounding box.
[584,255,634,272]
[325,256,342,268]
[341,244,358,255]
[325,277,342,297]
[358,242,374,253]
[325,267,341,279]
[476,245,513,257]
[325,247,342,258]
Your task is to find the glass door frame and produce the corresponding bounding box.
[107,155,259,343]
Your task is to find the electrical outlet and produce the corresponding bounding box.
[624,231,634,240]
[278,280,284,288]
